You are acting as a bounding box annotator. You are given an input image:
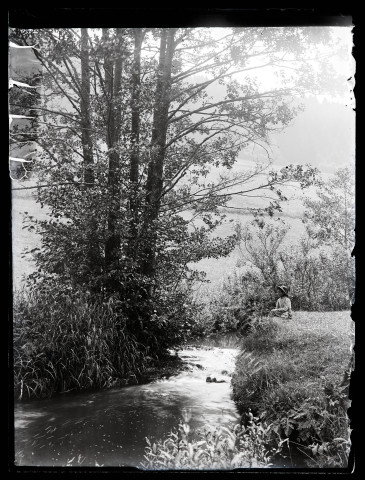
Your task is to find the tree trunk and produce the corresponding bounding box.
[128,28,145,258]
[103,28,124,272]
[142,28,176,283]
[80,28,94,185]
[81,28,100,278]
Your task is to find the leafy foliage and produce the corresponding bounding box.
[141,409,277,470]
[229,212,351,316]
[303,167,355,251]
[280,237,352,310]
[303,166,355,302]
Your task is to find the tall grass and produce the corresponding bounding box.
[231,312,354,468]
[13,289,150,400]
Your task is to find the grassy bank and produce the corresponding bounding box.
[231,311,354,468]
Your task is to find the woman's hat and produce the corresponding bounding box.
[277,285,289,295]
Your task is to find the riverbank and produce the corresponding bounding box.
[231,311,354,468]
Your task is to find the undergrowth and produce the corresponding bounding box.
[13,288,151,400]
[141,408,279,470]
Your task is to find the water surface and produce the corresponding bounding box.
[14,334,242,467]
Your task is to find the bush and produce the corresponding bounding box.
[233,217,352,313]
[189,302,216,337]
[280,242,352,311]
[197,270,277,337]
[148,286,203,349]
[13,287,151,400]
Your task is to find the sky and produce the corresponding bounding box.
[267,26,355,174]
[205,26,355,174]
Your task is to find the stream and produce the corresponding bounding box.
[14,334,242,468]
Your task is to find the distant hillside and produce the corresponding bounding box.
[270,96,355,174]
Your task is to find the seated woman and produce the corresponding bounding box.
[270,285,292,319]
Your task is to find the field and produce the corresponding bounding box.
[11,158,312,291]
[261,310,354,384]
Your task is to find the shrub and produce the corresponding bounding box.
[13,287,150,400]
[259,381,351,468]
[148,286,203,349]
[198,270,276,336]
[189,303,216,337]
[141,408,278,470]
[232,217,352,313]
[280,242,352,311]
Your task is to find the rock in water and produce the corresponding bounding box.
[206,376,226,383]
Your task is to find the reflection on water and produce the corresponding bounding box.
[14,335,242,468]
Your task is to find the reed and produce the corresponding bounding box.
[13,289,150,400]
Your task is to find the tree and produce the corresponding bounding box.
[235,217,290,290]
[11,27,338,347]
[303,167,355,253]
[133,27,333,289]
[303,166,355,302]
[128,28,147,258]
